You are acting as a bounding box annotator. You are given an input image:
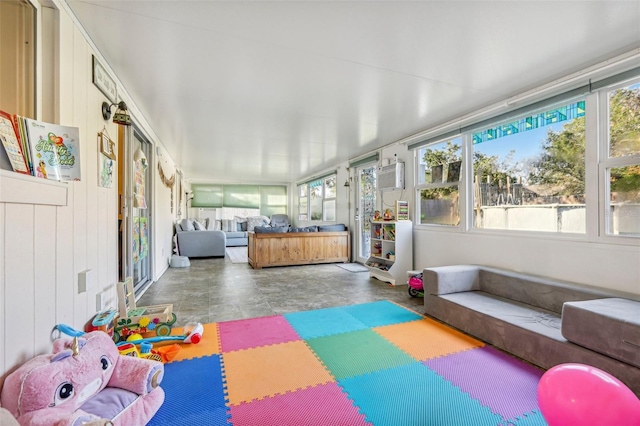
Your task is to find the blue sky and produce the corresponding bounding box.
[474,123,565,163]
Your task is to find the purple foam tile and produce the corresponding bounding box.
[229,382,371,426]
[219,315,301,352]
[424,346,543,420]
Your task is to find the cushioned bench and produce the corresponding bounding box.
[423,265,640,396]
[562,298,640,369]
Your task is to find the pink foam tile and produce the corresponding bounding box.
[218,315,301,352]
[229,382,371,426]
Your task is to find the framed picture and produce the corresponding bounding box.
[92,55,117,103]
[99,132,116,160]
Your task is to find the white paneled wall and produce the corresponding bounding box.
[0,14,118,378]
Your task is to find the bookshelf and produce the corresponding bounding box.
[365,220,413,286]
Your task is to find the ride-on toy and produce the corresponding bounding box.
[408,272,424,298]
[114,277,177,343]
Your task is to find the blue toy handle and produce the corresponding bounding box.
[55,323,85,337]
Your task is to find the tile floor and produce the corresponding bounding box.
[138,253,424,327]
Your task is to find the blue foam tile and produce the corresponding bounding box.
[342,301,422,328]
[339,363,503,426]
[284,306,368,339]
[148,355,229,426]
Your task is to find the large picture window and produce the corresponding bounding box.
[604,80,640,237]
[472,100,586,233]
[413,68,639,242]
[298,173,337,222]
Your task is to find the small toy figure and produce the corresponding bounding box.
[373,210,381,221]
[0,331,164,425]
[383,209,394,220]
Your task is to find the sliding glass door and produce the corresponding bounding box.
[355,165,377,263]
[118,126,153,296]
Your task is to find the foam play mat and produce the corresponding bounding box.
[149,301,547,425]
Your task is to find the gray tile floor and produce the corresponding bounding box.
[138,254,424,327]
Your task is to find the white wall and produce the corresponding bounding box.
[0,3,180,382]
[0,8,120,379]
[413,229,640,295]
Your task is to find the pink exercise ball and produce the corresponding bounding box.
[538,363,640,426]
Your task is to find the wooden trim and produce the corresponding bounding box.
[248,231,350,269]
[0,170,67,206]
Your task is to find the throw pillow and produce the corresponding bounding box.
[254,225,288,233]
[318,224,346,232]
[247,216,268,232]
[221,219,238,232]
[193,220,206,231]
[180,218,195,231]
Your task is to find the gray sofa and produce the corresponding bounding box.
[175,219,226,257]
[423,265,640,396]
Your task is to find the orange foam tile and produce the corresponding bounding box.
[374,318,483,361]
[160,322,220,362]
[224,340,334,405]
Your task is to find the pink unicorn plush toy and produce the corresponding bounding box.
[1,331,164,425]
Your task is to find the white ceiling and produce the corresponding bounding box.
[66,0,640,184]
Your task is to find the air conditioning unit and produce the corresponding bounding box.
[378,162,404,191]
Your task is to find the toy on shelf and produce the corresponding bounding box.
[383,208,394,220]
[115,276,177,343]
[0,331,164,425]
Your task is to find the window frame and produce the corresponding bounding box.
[413,85,640,245]
[598,77,640,242]
[414,136,464,229]
[297,173,337,222]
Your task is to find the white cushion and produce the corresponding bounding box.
[193,219,206,231]
[247,216,269,232]
[180,218,195,231]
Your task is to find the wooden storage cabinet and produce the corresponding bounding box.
[248,231,350,269]
[365,220,412,285]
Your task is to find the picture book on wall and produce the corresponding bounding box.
[0,110,30,175]
[24,118,81,181]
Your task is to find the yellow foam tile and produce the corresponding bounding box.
[224,340,334,405]
[374,318,483,361]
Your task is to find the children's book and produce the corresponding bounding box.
[0,110,30,174]
[24,118,81,181]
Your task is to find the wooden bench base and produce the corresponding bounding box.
[248,231,350,269]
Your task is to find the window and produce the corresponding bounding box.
[472,100,586,233]
[191,184,287,218]
[298,173,337,222]
[603,80,640,237]
[298,184,308,221]
[260,186,287,217]
[323,175,337,221]
[416,137,462,226]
